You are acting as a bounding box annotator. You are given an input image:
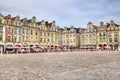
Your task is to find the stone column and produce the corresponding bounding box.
[118,44,120,51]
[113,44,115,51]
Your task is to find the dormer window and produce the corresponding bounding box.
[17,21,19,26]
[8,20,11,25]
[15,22,17,26]
[110,20,114,25]
[72,30,73,32]
[33,24,35,27]
[19,22,21,26]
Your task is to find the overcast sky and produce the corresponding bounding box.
[0,0,120,28]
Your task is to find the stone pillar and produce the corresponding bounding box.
[96,45,99,51]
[118,45,120,51]
[113,45,114,50]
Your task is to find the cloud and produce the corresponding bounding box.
[0,0,120,27]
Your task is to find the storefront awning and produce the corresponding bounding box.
[6,45,14,49]
[14,45,21,49]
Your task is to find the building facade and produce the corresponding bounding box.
[59,26,79,48]
[96,20,120,50]
[0,13,120,52]
[80,22,97,49]
[39,20,59,48]
[0,13,5,52]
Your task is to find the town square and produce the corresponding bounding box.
[0,51,120,80]
[0,0,120,80]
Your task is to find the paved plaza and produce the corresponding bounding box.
[0,51,120,80]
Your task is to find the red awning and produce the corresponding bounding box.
[100,46,105,49]
[14,45,21,48]
[59,45,64,49]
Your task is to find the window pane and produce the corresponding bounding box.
[14,36,17,42]
[0,35,2,41]
[26,29,29,34]
[8,36,11,42]
[8,28,11,34]
[114,38,117,42]
[0,27,3,32]
[14,28,17,34]
[23,28,25,34]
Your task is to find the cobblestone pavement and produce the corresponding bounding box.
[0,51,120,80]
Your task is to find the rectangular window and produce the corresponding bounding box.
[109,38,112,42]
[44,32,46,36]
[19,36,21,42]
[0,35,2,41]
[8,28,11,34]
[114,32,118,36]
[14,28,17,34]
[108,34,111,37]
[26,36,29,41]
[114,38,117,42]
[19,29,21,34]
[103,32,105,36]
[23,36,24,41]
[48,38,49,42]
[26,29,29,34]
[14,36,17,42]
[67,39,69,43]
[0,27,3,32]
[8,36,11,42]
[48,33,49,36]
[23,28,25,34]
[44,38,46,43]
[40,38,42,42]
[51,33,53,37]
